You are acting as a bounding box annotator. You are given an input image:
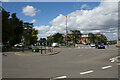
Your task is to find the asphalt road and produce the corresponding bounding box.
[2,45,119,78]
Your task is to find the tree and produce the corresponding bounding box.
[2,9,24,47]
[94,34,107,43]
[88,33,95,43]
[9,13,23,46]
[2,8,10,45]
[30,28,38,44]
[70,30,82,44]
[52,33,64,43]
[100,34,107,43]
[23,22,33,46]
[2,8,38,47]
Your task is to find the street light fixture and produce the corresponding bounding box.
[65,16,68,47]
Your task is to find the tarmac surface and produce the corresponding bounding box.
[2,45,119,78]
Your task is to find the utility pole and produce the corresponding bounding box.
[65,16,68,47]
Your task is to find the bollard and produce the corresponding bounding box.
[45,46,46,54]
[41,47,42,54]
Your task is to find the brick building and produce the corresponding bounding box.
[65,31,90,44]
[77,34,90,43]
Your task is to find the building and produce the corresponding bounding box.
[66,30,90,44]
[77,34,90,43]
[94,32,101,37]
[47,31,102,44]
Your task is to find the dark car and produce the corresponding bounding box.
[95,42,105,49]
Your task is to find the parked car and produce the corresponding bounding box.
[82,42,87,45]
[61,43,65,46]
[95,42,105,49]
[28,45,34,49]
[14,43,23,47]
[90,43,95,47]
[52,43,59,47]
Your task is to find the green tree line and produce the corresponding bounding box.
[2,8,38,48]
[88,33,107,43]
[46,31,108,45]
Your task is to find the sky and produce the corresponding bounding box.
[2,0,119,41]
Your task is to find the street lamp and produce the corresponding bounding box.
[65,16,68,47]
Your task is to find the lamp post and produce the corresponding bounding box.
[65,16,68,47]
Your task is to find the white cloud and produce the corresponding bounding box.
[34,25,50,39]
[36,0,118,40]
[81,4,90,10]
[22,5,37,17]
[31,19,36,23]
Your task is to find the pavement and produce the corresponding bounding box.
[2,45,119,78]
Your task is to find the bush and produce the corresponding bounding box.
[32,46,39,49]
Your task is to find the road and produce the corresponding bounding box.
[2,45,119,78]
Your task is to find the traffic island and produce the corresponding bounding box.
[14,50,60,56]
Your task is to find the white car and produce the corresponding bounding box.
[52,43,59,47]
[90,43,95,47]
[82,42,87,45]
[14,43,23,47]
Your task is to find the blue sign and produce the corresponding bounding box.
[40,40,43,43]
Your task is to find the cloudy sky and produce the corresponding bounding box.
[2,0,119,40]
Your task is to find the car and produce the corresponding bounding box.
[90,43,95,47]
[95,42,105,49]
[28,45,34,49]
[14,43,23,47]
[19,43,23,47]
[52,43,59,47]
[61,43,65,46]
[82,42,87,45]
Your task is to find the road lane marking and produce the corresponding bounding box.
[110,56,120,63]
[50,76,67,80]
[111,60,115,62]
[102,66,112,70]
[80,70,94,75]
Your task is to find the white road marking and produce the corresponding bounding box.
[110,58,115,60]
[50,76,67,80]
[102,66,112,69]
[111,60,115,63]
[80,70,94,75]
[110,56,120,63]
